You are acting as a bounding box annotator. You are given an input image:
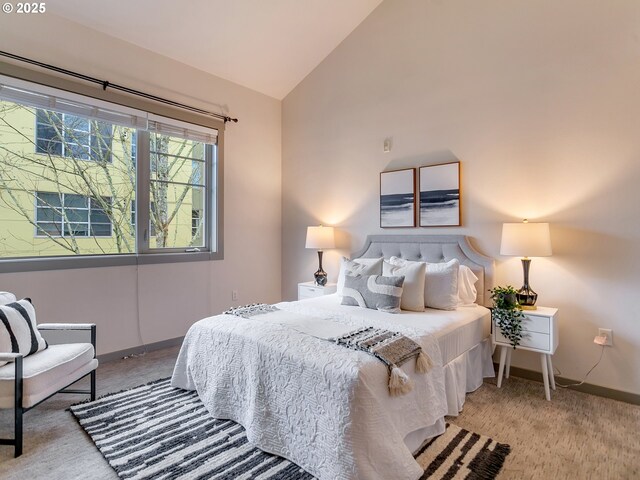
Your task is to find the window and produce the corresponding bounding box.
[148,132,207,249]
[36,109,113,162]
[0,74,222,266]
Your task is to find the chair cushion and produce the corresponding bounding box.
[0,343,97,408]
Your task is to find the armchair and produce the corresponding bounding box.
[0,323,97,457]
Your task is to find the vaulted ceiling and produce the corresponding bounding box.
[48,0,383,99]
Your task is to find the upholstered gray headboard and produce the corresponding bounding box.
[351,235,494,306]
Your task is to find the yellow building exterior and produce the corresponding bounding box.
[0,100,203,258]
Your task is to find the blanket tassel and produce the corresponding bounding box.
[415,351,433,374]
[389,365,414,396]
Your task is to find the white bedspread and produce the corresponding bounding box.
[171,301,448,480]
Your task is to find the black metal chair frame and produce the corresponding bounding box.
[0,324,96,457]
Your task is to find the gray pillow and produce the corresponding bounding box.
[341,274,405,313]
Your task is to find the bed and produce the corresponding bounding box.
[171,235,495,480]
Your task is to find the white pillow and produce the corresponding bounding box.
[383,261,425,312]
[424,259,460,310]
[0,292,17,305]
[389,257,460,310]
[336,257,383,296]
[458,265,479,305]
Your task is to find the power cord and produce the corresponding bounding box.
[123,262,147,360]
[553,344,605,388]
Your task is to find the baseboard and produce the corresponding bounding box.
[494,363,640,406]
[98,337,184,364]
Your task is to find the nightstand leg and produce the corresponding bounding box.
[547,354,556,390]
[540,353,551,401]
[505,348,512,379]
[497,346,507,388]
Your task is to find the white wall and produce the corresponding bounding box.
[282,0,640,394]
[0,13,282,355]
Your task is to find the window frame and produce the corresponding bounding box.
[0,61,224,273]
[137,131,215,255]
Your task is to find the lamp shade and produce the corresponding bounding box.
[500,221,552,257]
[305,226,335,250]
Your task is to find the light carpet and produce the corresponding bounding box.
[70,377,510,480]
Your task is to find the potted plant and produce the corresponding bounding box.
[489,285,525,348]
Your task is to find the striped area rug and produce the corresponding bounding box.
[70,378,510,480]
[415,423,511,479]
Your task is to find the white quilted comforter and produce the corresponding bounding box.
[171,301,447,480]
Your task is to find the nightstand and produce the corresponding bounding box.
[493,307,559,400]
[298,282,337,300]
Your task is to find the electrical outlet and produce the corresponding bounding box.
[232,290,238,301]
[598,328,613,346]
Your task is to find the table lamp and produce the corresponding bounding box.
[305,225,335,286]
[500,219,552,309]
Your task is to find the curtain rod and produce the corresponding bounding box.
[0,50,238,124]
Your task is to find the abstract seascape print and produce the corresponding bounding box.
[380,168,416,228]
[419,162,460,227]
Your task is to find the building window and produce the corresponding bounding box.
[35,192,112,238]
[0,74,221,264]
[192,209,201,238]
[36,109,113,162]
[130,130,137,167]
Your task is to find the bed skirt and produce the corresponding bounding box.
[404,338,495,453]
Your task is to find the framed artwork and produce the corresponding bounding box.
[380,168,416,228]
[419,161,461,227]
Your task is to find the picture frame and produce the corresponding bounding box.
[419,161,461,227]
[380,168,416,228]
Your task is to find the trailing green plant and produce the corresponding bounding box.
[489,285,525,349]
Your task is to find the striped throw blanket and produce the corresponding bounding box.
[224,303,434,396]
[333,326,432,396]
[224,303,280,318]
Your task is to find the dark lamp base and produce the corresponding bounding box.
[516,285,538,309]
[517,258,539,309]
[313,250,327,286]
[314,270,327,286]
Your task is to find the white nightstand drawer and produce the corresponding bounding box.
[522,314,550,334]
[299,285,324,299]
[297,282,337,300]
[496,329,550,351]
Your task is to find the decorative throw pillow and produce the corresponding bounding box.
[383,261,426,312]
[458,265,479,305]
[336,257,384,296]
[0,299,47,367]
[0,292,16,305]
[424,259,460,310]
[341,274,405,313]
[389,256,460,310]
